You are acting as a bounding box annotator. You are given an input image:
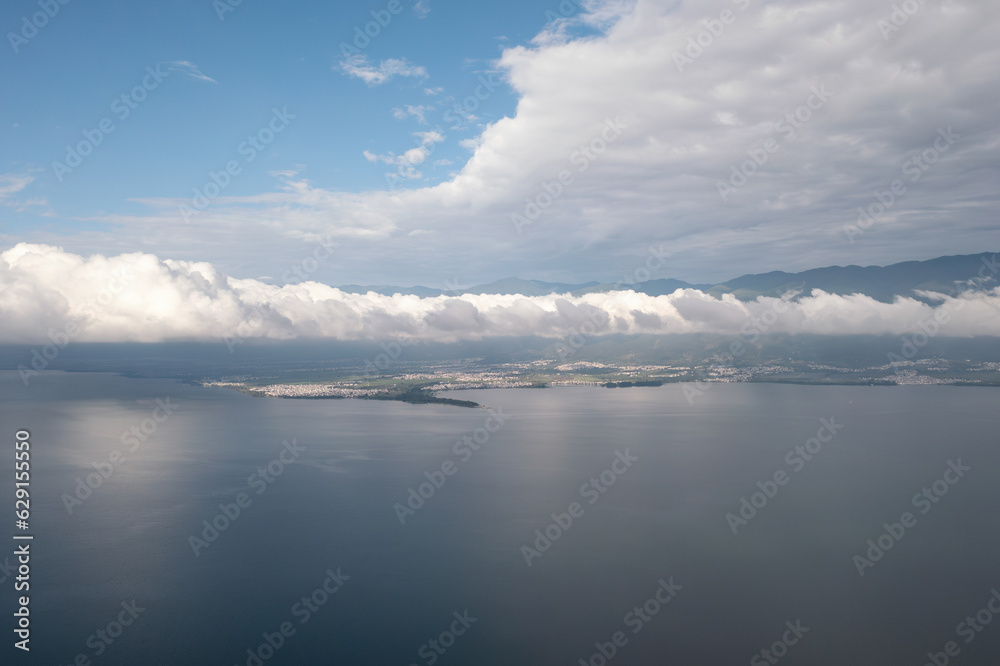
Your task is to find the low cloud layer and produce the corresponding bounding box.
[2,245,999,344]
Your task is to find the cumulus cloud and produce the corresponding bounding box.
[2,244,999,344]
[52,0,998,287]
[363,131,446,181]
[339,56,428,86]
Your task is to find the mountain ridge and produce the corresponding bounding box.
[336,252,999,302]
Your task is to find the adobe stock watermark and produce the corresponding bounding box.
[18,264,136,386]
[408,610,477,666]
[51,65,169,182]
[394,408,508,524]
[511,116,627,234]
[970,254,1000,288]
[363,321,426,376]
[717,84,833,202]
[213,0,253,22]
[725,417,844,534]
[672,0,753,73]
[885,255,998,364]
[338,0,405,57]
[740,293,796,343]
[57,600,145,664]
[188,438,305,556]
[852,458,971,577]
[550,244,671,360]
[233,567,350,666]
[225,301,281,353]
[922,588,1000,666]
[877,0,928,41]
[225,235,337,352]
[363,278,474,373]
[614,244,672,290]
[577,578,682,666]
[179,107,295,223]
[382,129,446,189]
[886,295,962,365]
[0,557,14,586]
[443,73,502,129]
[7,0,73,54]
[283,235,337,284]
[750,620,810,666]
[547,304,610,361]
[544,0,582,25]
[62,398,180,514]
[682,292,797,404]
[441,277,471,297]
[363,278,471,373]
[678,366,716,405]
[520,449,638,567]
[843,127,960,243]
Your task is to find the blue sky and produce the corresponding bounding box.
[1,0,556,226]
[1,0,998,291]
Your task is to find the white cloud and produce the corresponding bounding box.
[339,56,428,86]
[2,244,999,344]
[362,131,446,181]
[458,137,481,152]
[30,0,1000,286]
[402,148,428,166]
[414,0,430,18]
[0,173,52,215]
[164,61,218,84]
[392,104,432,124]
[424,86,444,95]
[0,174,33,200]
[413,130,444,145]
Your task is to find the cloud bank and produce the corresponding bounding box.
[2,244,999,344]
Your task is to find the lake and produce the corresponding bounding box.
[2,371,999,665]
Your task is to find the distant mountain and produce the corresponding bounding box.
[706,253,997,302]
[336,284,444,297]
[336,252,998,302]
[572,277,701,296]
[337,278,600,298]
[464,277,600,296]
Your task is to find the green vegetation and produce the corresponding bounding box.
[371,389,481,408]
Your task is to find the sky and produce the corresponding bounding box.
[1,0,999,343]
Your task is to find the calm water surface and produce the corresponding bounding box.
[1,371,999,665]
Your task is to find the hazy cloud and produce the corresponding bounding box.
[339,56,428,86]
[392,104,432,124]
[165,60,218,83]
[0,173,52,216]
[0,173,33,200]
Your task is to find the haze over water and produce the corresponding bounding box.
[3,371,999,665]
